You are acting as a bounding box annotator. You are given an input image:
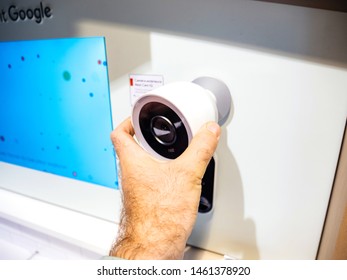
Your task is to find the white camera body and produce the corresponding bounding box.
[132,77,232,160]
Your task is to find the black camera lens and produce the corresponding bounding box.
[150,116,177,145]
[139,102,189,159]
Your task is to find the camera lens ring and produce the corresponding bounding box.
[132,95,193,160]
[150,115,177,146]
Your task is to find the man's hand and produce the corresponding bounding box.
[109,117,221,259]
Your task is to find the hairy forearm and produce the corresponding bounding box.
[110,170,200,260]
[110,209,188,259]
[109,118,220,260]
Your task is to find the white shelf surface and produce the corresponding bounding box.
[0,187,118,257]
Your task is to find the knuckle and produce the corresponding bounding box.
[110,130,122,150]
[197,145,213,163]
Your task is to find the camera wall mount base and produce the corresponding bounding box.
[192,77,232,126]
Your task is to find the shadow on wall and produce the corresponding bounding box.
[188,110,260,259]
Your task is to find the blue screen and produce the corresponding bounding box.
[0,37,118,189]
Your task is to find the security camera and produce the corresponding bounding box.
[131,76,232,213]
[132,77,232,160]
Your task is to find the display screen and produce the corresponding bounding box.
[0,37,118,189]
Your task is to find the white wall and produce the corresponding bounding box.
[0,0,346,259]
[149,32,347,259]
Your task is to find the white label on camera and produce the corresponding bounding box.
[129,74,164,106]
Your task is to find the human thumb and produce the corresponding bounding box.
[177,122,221,177]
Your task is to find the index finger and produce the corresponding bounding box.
[110,117,142,160]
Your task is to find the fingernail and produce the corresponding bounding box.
[207,122,220,137]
